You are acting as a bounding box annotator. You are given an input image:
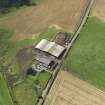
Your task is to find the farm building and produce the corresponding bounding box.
[35,39,66,58]
[33,39,66,72]
[32,32,70,72]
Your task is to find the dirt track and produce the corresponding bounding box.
[0,0,88,40]
[44,71,105,105]
[91,0,105,22]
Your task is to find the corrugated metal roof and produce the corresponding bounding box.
[35,39,65,57]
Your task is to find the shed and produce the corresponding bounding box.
[55,32,70,46]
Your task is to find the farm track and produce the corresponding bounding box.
[37,0,94,105]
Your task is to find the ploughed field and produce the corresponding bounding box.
[44,71,105,105]
[0,0,88,40]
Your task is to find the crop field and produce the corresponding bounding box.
[64,17,105,90]
[0,73,14,105]
[91,0,105,22]
[44,71,105,105]
[0,0,88,40]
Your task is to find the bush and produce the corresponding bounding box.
[27,68,37,76]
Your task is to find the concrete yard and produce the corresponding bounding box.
[44,71,105,105]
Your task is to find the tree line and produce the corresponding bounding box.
[0,0,36,13]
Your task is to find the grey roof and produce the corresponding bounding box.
[35,52,55,65]
[35,39,65,57]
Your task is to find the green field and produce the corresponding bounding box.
[14,72,50,105]
[0,73,14,105]
[64,17,105,90]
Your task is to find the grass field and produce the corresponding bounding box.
[14,72,51,105]
[0,73,14,105]
[0,0,88,40]
[64,17,105,90]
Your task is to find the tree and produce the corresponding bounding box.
[0,0,37,13]
[0,0,9,13]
